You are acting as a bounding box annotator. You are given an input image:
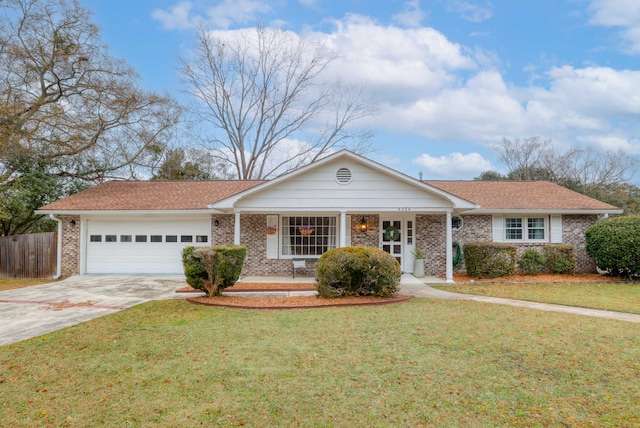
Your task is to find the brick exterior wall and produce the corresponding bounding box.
[448,214,598,274]
[415,214,446,276]
[350,214,379,248]
[59,215,80,277]
[563,215,598,273]
[57,212,599,278]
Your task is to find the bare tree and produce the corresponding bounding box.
[482,136,640,213]
[493,137,553,181]
[0,0,181,234]
[0,0,181,181]
[181,26,375,179]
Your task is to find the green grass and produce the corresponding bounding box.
[1,299,639,427]
[0,278,54,291]
[435,282,640,314]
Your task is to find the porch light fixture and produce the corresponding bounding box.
[214,219,220,227]
[359,216,367,232]
[70,220,76,227]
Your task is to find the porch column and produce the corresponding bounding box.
[339,210,347,247]
[234,211,241,245]
[445,210,454,283]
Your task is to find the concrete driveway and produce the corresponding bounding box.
[0,276,188,346]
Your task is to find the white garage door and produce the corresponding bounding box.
[86,218,211,274]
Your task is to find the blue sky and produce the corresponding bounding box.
[82,0,640,180]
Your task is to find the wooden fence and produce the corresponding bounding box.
[0,232,57,278]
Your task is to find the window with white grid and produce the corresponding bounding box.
[281,216,337,257]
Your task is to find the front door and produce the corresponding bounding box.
[380,218,403,266]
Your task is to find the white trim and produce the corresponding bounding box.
[234,212,241,245]
[502,215,548,242]
[36,209,215,216]
[550,215,563,243]
[445,211,454,283]
[340,211,347,247]
[464,208,622,215]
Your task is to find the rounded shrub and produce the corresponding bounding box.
[315,246,401,298]
[585,216,640,278]
[518,249,546,275]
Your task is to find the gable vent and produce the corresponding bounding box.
[336,167,352,184]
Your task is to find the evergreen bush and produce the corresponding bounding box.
[315,246,401,298]
[463,241,517,279]
[585,216,640,278]
[543,245,576,275]
[518,249,546,275]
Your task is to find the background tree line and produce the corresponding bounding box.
[476,137,640,215]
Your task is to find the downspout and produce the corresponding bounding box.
[49,214,62,280]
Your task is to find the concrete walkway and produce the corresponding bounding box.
[0,276,188,346]
[401,275,640,323]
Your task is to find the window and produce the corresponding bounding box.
[528,218,545,240]
[505,217,546,241]
[166,235,178,243]
[181,235,193,243]
[105,235,117,242]
[196,235,208,243]
[281,216,337,257]
[90,235,102,242]
[120,235,132,243]
[150,235,162,243]
[135,235,147,243]
[505,218,522,240]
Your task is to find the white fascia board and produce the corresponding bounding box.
[216,206,460,214]
[208,150,479,210]
[35,209,215,216]
[460,208,624,215]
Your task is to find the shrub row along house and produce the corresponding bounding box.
[37,151,621,281]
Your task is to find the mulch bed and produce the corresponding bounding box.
[178,282,411,309]
[186,294,412,310]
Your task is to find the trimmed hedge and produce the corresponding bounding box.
[518,249,546,275]
[543,245,576,275]
[315,246,401,298]
[182,244,246,296]
[463,241,517,279]
[585,216,640,278]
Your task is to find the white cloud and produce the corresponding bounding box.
[152,0,271,30]
[152,1,196,30]
[588,0,640,54]
[392,0,428,28]
[446,1,493,23]
[412,152,495,179]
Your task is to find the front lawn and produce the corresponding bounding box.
[1,299,639,426]
[435,282,640,314]
[0,278,54,291]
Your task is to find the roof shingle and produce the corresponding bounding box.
[38,180,264,211]
[426,180,619,211]
[37,179,620,212]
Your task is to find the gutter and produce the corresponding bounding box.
[48,214,62,280]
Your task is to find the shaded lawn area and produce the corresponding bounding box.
[435,282,640,314]
[0,278,54,292]
[1,299,639,427]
